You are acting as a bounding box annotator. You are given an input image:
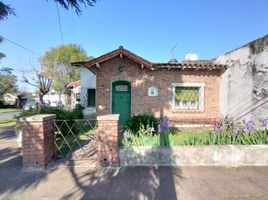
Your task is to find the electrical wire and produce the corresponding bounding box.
[56,2,64,45]
[0,36,40,56]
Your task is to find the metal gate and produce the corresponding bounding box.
[53,119,98,162]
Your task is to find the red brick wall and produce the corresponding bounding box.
[97,114,119,166]
[95,56,221,125]
[21,114,56,168]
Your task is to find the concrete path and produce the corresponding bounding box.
[0,111,20,120]
[1,127,268,200]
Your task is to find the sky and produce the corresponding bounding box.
[0,0,268,91]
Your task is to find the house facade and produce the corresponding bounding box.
[73,47,227,125]
[66,80,81,108]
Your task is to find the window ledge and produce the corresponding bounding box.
[172,109,204,114]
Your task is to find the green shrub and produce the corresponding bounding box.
[124,114,160,135]
[0,99,4,106]
[17,104,85,136]
[17,107,39,118]
[17,104,84,120]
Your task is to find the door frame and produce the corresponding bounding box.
[111,80,131,120]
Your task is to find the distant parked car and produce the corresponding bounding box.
[23,99,38,110]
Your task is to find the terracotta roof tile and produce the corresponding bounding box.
[66,80,80,88]
[72,47,227,71]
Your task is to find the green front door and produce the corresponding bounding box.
[112,81,131,125]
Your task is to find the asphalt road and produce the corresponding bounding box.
[0,112,20,120]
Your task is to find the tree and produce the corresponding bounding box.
[22,70,52,105]
[0,67,17,96]
[0,0,97,20]
[40,43,92,101]
[0,36,5,60]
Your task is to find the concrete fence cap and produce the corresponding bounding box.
[19,114,56,122]
[97,114,120,121]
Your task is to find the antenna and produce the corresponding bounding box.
[170,43,178,59]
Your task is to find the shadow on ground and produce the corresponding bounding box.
[61,161,183,200]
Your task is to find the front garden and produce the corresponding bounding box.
[119,115,268,147]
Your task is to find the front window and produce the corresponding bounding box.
[172,83,204,111]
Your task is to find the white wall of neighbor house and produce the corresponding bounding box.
[214,35,268,126]
[43,91,67,104]
[80,68,96,107]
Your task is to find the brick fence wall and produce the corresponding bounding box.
[21,114,120,168]
[97,114,120,167]
[20,114,56,168]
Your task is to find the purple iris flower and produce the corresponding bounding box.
[223,117,230,128]
[233,127,240,135]
[260,118,268,127]
[213,123,223,132]
[123,130,130,140]
[159,116,169,133]
[244,120,254,133]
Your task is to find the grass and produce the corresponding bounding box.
[119,128,211,147]
[0,108,20,113]
[0,118,16,128]
[55,128,96,156]
[172,128,210,145]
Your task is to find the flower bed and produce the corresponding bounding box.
[119,116,268,147]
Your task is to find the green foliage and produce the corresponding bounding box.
[184,134,204,146]
[124,114,160,135]
[0,67,17,96]
[0,37,6,59]
[120,128,175,147]
[183,129,268,145]
[17,104,84,136]
[17,104,83,120]
[40,44,93,92]
[0,0,97,20]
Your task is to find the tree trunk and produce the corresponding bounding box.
[59,89,62,104]
[39,94,44,105]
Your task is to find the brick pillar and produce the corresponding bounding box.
[20,114,56,168]
[97,114,120,167]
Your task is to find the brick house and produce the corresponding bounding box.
[73,47,227,125]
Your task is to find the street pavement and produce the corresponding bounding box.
[0,126,268,200]
[0,112,20,120]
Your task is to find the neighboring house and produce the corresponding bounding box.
[72,47,227,125]
[66,69,96,116]
[43,90,67,106]
[66,80,81,108]
[2,93,17,105]
[214,34,268,126]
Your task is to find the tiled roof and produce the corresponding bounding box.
[72,46,153,69]
[153,60,227,70]
[66,80,80,88]
[72,47,227,70]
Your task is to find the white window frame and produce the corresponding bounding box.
[172,83,205,112]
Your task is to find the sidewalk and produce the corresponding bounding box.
[1,126,268,200]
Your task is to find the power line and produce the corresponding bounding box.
[0,36,40,56]
[56,2,64,45]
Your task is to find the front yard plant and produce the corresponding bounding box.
[120,115,268,147]
[184,117,268,145]
[124,114,160,135]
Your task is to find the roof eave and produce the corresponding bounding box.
[72,48,153,69]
